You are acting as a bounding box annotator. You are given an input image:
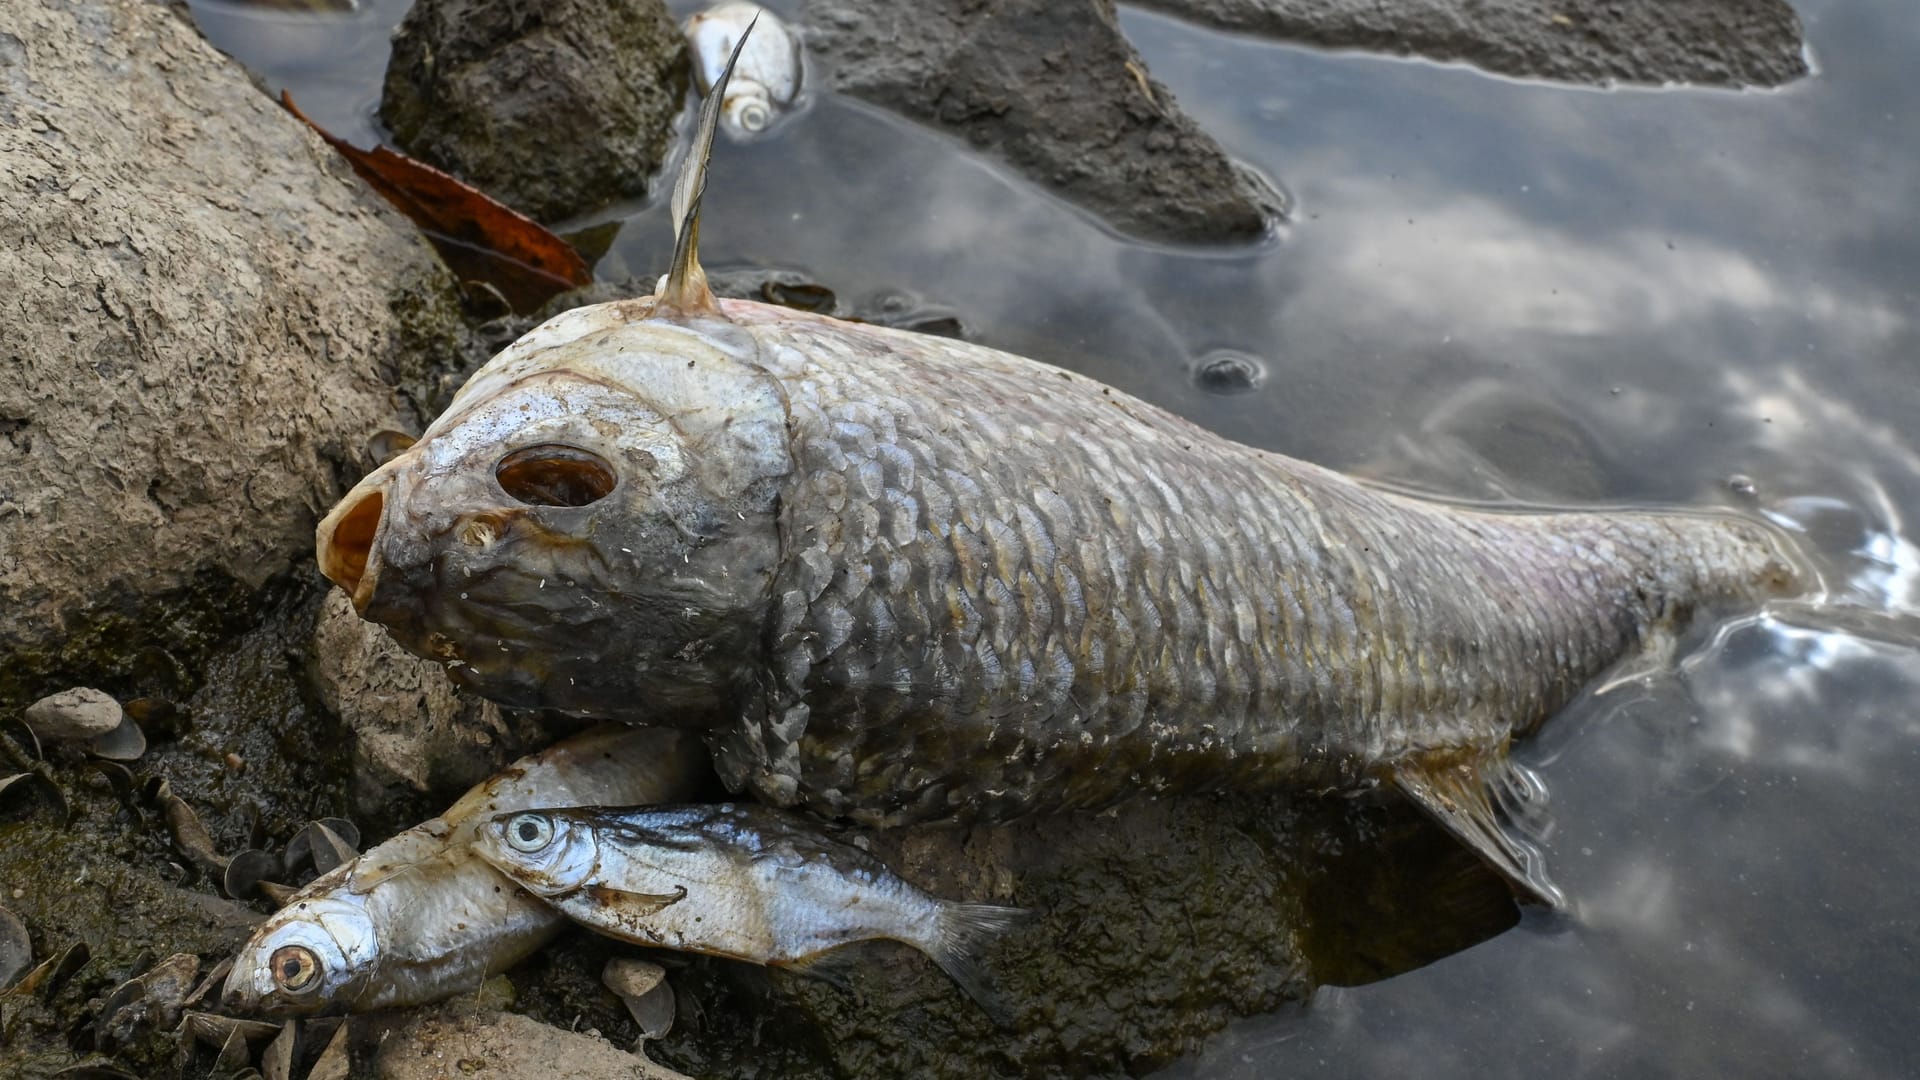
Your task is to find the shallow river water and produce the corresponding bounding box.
[186,0,1920,1076]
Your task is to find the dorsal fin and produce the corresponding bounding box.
[658,16,758,316]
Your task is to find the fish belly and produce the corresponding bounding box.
[708,308,1795,826]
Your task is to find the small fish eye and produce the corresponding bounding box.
[506,813,555,853]
[495,444,616,508]
[268,945,320,994]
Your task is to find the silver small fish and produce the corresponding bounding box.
[685,2,803,135]
[471,803,1027,1009]
[221,726,703,1015]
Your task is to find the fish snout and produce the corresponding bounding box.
[316,471,393,612]
[219,956,264,1012]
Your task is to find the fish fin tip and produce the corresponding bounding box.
[928,901,1030,1028]
[1389,753,1567,912]
[658,15,758,318]
[583,883,690,918]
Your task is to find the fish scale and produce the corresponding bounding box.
[682,304,1796,831]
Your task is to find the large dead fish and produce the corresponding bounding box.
[313,36,1802,905]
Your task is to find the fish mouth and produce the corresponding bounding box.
[317,479,388,612]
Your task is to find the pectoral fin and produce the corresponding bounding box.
[1389,752,1566,911]
[585,883,689,917]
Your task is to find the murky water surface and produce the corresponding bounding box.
[187,0,1920,1074]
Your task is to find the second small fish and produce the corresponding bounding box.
[471,803,1027,1009]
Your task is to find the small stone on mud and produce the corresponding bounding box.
[24,688,122,742]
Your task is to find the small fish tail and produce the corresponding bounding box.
[927,901,1030,1027]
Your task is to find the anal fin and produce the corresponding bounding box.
[1389,752,1567,911]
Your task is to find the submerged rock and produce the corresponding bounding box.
[0,0,468,710]
[799,0,1284,245]
[1129,0,1808,88]
[23,688,123,742]
[381,0,690,223]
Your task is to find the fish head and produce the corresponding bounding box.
[221,895,378,1016]
[473,809,601,897]
[315,305,793,720]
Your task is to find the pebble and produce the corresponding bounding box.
[24,687,123,741]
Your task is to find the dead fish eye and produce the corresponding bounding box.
[495,444,617,508]
[506,813,555,853]
[268,945,320,993]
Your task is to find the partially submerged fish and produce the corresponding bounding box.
[685,2,802,136]
[314,38,1803,905]
[221,726,703,1015]
[471,802,1026,1007]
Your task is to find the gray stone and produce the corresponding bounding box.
[309,589,545,824]
[799,0,1284,245]
[23,687,122,741]
[1129,0,1808,88]
[381,0,690,223]
[373,1000,690,1080]
[0,0,468,708]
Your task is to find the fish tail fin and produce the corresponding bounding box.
[927,900,1032,1028]
[658,13,758,316]
[1605,510,1807,621]
[1390,750,1567,912]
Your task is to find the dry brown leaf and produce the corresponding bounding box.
[282,92,592,312]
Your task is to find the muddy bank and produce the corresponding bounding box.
[1129,0,1808,87]
[0,0,469,712]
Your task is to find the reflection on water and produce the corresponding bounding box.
[185,0,1920,1074]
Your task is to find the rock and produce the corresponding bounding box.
[798,0,1284,245]
[642,791,1516,1079]
[1128,0,1808,88]
[373,999,690,1080]
[381,0,690,223]
[0,0,469,710]
[309,589,545,827]
[23,687,123,741]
